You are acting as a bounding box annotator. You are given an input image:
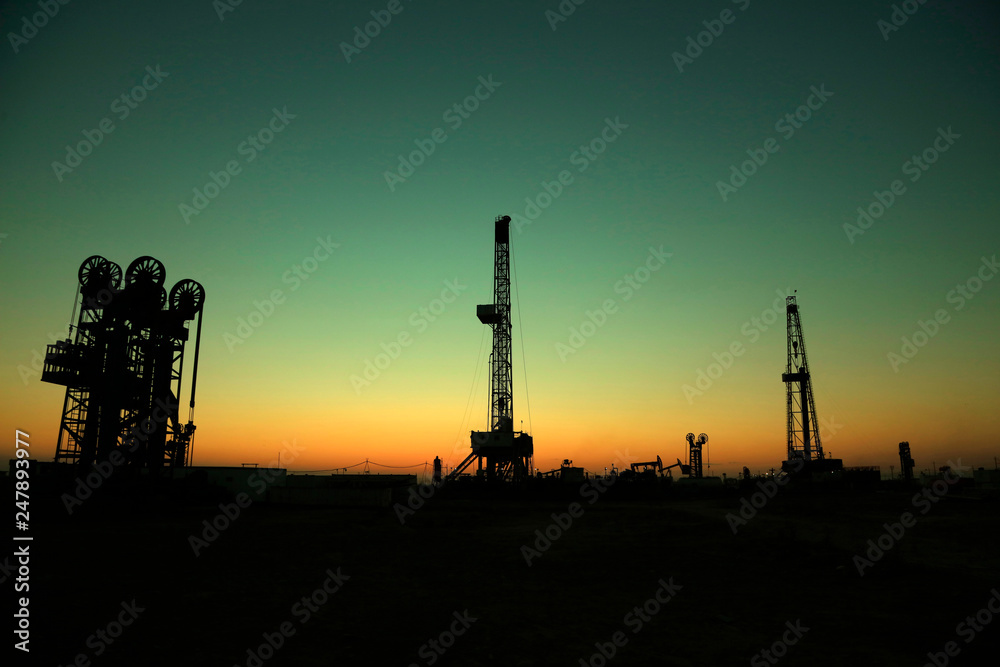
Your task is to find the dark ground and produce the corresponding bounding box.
[8,481,1000,667]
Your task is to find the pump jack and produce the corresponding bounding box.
[630,455,691,477]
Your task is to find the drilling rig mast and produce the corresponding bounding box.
[686,432,707,478]
[448,215,533,483]
[782,294,823,464]
[898,441,915,483]
[781,294,841,474]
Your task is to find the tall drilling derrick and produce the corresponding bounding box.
[483,215,513,435]
[686,433,707,478]
[782,295,823,465]
[781,295,841,474]
[448,215,533,483]
[41,255,205,474]
[898,441,915,483]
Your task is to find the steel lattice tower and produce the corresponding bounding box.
[899,442,915,483]
[486,216,513,433]
[42,255,205,473]
[448,215,533,483]
[686,433,707,478]
[782,295,824,463]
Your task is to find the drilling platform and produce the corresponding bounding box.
[448,215,534,483]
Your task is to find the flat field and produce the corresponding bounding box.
[14,484,1000,666]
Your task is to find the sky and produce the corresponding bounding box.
[1,0,998,479]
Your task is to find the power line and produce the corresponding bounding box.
[511,246,533,435]
[366,460,428,469]
[451,324,489,460]
[293,459,429,473]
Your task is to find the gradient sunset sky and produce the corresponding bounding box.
[1,0,998,477]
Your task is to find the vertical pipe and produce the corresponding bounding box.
[188,309,203,417]
[801,377,811,460]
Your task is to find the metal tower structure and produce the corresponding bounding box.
[42,255,205,474]
[448,215,533,483]
[482,214,513,435]
[686,432,707,478]
[898,442,915,483]
[781,294,824,464]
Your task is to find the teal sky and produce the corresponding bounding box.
[1,0,998,474]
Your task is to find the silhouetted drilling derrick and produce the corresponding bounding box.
[686,433,707,478]
[41,255,205,474]
[448,215,533,484]
[780,294,841,475]
[899,441,915,483]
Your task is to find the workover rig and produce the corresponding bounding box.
[781,294,841,474]
[448,216,534,483]
[41,255,205,473]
